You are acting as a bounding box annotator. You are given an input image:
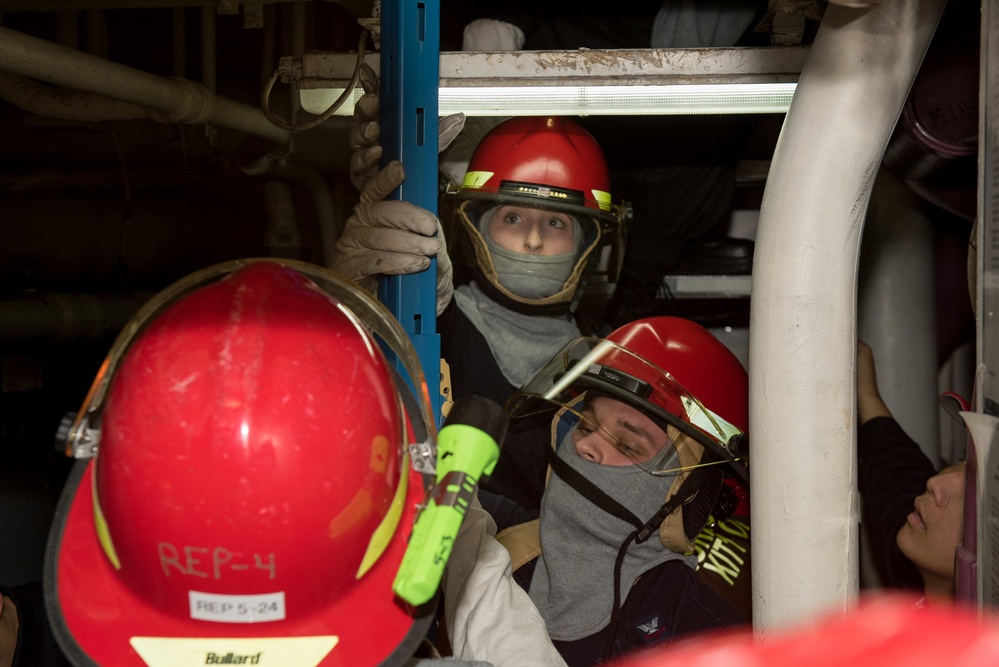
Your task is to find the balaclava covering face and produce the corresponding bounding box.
[452,207,584,386]
[482,205,583,299]
[527,427,695,641]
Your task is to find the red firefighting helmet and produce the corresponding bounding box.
[508,316,748,550]
[607,594,999,667]
[509,316,748,479]
[445,116,626,310]
[45,260,437,667]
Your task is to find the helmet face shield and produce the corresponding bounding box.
[444,194,623,309]
[507,337,747,478]
[61,258,437,466]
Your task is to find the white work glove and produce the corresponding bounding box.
[348,63,383,193]
[335,64,464,315]
[349,63,466,192]
[462,18,526,50]
[441,497,568,667]
[332,161,454,314]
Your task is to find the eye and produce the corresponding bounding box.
[502,211,522,224]
[576,414,599,436]
[614,440,639,457]
[547,217,566,229]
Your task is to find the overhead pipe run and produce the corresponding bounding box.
[0,70,149,121]
[749,0,947,634]
[0,293,150,344]
[0,25,290,146]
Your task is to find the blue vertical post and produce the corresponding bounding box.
[379,0,441,425]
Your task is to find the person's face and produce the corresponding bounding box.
[572,396,674,466]
[486,205,576,255]
[896,461,966,581]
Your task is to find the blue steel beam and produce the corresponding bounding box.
[379,0,442,425]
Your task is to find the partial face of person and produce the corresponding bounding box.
[0,593,18,667]
[486,205,576,255]
[896,461,966,581]
[572,396,676,466]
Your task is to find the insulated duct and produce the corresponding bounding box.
[0,25,289,146]
[749,0,947,633]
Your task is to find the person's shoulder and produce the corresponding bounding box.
[639,561,745,627]
[858,414,906,440]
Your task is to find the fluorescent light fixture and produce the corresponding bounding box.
[300,82,796,118]
[439,84,796,116]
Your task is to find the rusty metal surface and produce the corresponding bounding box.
[294,46,809,89]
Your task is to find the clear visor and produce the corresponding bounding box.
[441,185,625,284]
[507,337,746,477]
[61,259,437,469]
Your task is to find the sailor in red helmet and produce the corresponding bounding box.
[333,67,626,513]
[42,259,567,667]
[494,316,749,666]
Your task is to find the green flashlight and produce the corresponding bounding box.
[393,394,507,606]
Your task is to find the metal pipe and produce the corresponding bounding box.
[0,25,289,145]
[236,147,338,266]
[749,0,947,634]
[0,293,150,344]
[262,180,301,259]
[0,71,150,120]
[858,170,939,465]
[856,168,939,590]
[270,161,339,265]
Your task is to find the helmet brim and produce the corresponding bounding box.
[44,460,433,667]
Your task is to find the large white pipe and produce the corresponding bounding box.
[750,0,946,634]
[0,25,289,145]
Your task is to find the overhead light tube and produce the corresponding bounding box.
[300,82,796,118]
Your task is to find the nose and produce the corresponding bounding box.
[926,469,961,505]
[575,430,609,464]
[523,222,544,253]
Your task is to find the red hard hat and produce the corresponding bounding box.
[46,260,434,667]
[510,316,748,469]
[607,594,999,667]
[446,116,626,310]
[605,316,749,435]
[462,116,617,216]
[604,317,750,514]
[507,316,749,547]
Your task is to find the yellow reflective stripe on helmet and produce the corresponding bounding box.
[462,170,495,188]
[591,189,612,212]
[92,469,122,570]
[356,446,409,579]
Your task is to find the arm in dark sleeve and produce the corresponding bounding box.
[857,416,936,590]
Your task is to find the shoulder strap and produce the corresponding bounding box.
[495,519,542,572]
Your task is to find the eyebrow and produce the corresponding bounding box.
[581,406,656,452]
[615,417,656,449]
